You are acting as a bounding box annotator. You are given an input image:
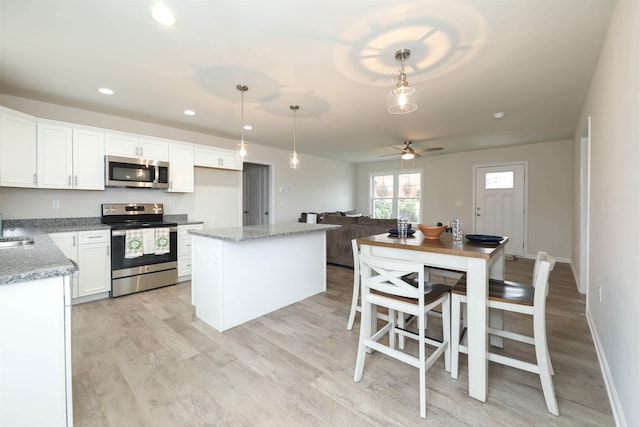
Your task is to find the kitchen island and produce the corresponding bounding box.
[189,223,340,332]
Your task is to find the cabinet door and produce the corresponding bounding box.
[73,128,105,190]
[168,143,194,193]
[37,121,73,189]
[78,231,111,296]
[105,132,139,158]
[50,232,79,298]
[139,137,169,161]
[193,145,221,168]
[0,109,37,188]
[218,148,243,170]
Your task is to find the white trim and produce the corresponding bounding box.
[586,307,626,427]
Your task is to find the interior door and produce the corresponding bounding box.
[474,163,526,257]
[243,163,270,225]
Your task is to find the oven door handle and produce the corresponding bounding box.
[111,227,178,237]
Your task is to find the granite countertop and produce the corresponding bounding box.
[0,214,199,285]
[0,234,77,285]
[189,223,341,242]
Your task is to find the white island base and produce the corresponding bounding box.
[191,224,337,332]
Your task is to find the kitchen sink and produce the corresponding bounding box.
[0,236,35,248]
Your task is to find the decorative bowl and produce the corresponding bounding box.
[418,224,447,239]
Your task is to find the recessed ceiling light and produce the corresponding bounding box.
[98,87,114,95]
[243,124,253,130]
[184,110,196,116]
[493,112,506,119]
[151,5,176,26]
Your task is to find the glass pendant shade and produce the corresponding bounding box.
[289,104,300,169]
[387,85,418,114]
[237,140,248,159]
[387,48,418,114]
[290,151,300,169]
[237,84,248,159]
[401,151,415,160]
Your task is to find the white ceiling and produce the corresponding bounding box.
[0,0,615,163]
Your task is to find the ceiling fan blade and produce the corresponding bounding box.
[413,147,443,153]
[378,152,403,157]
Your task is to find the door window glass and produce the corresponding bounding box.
[485,171,514,189]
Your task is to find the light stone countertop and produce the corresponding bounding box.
[0,234,77,285]
[0,214,199,286]
[189,223,340,242]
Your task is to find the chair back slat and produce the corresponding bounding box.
[360,254,424,300]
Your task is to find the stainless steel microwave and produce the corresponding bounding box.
[105,155,170,189]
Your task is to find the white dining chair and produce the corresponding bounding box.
[347,238,463,331]
[450,251,559,416]
[354,253,451,418]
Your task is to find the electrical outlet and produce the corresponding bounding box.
[52,200,60,209]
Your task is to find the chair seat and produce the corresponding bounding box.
[372,283,451,305]
[451,276,534,306]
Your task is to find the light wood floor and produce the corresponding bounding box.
[72,259,614,426]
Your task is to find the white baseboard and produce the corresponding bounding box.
[586,307,627,427]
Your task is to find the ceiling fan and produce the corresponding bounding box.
[380,140,443,160]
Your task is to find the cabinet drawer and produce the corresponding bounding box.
[178,235,193,255]
[78,230,109,244]
[178,255,193,277]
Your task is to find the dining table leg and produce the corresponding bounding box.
[465,257,489,402]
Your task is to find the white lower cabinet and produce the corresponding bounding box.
[50,230,111,301]
[178,223,203,280]
[0,275,73,426]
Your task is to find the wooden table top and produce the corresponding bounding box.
[357,232,509,259]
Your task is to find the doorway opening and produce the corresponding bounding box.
[243,162,271,226]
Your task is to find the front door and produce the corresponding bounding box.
[474,163,526,257]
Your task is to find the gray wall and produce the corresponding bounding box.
[356,139,574,261]
[573,1,639,425]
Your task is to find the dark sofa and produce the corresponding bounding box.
[317,214,397,268]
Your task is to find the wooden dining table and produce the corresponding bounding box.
[357,231,508,402]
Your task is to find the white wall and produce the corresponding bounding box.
[0,95,355,227]
[574,1,639,425]
[356,139,574,260]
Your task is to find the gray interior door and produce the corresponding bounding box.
[242,163,270,226]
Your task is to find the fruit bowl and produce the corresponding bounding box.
[417,224,447,239]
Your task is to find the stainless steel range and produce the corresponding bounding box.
[101,203,178,297]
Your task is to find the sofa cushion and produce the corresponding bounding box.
[321,215,358,225]
[357,216,396,228]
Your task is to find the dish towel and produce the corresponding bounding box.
[155,228,170,255]
[142,229,155,254]
[125,229,144,258]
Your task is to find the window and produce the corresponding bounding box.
[485,171,514,189]
[371,171,421,222]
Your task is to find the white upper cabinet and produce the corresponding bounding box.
[105,132,169,161]
[37,121,73,189]
[37,120,105,190]
[194,145,243,171]
[73,127,105,190]
[0,107,37,188]
[168,142,194,193]
[139,137,170,161]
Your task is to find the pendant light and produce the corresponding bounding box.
[289,105,300,169]
[387,49,418,114]
[236,84,248,159]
